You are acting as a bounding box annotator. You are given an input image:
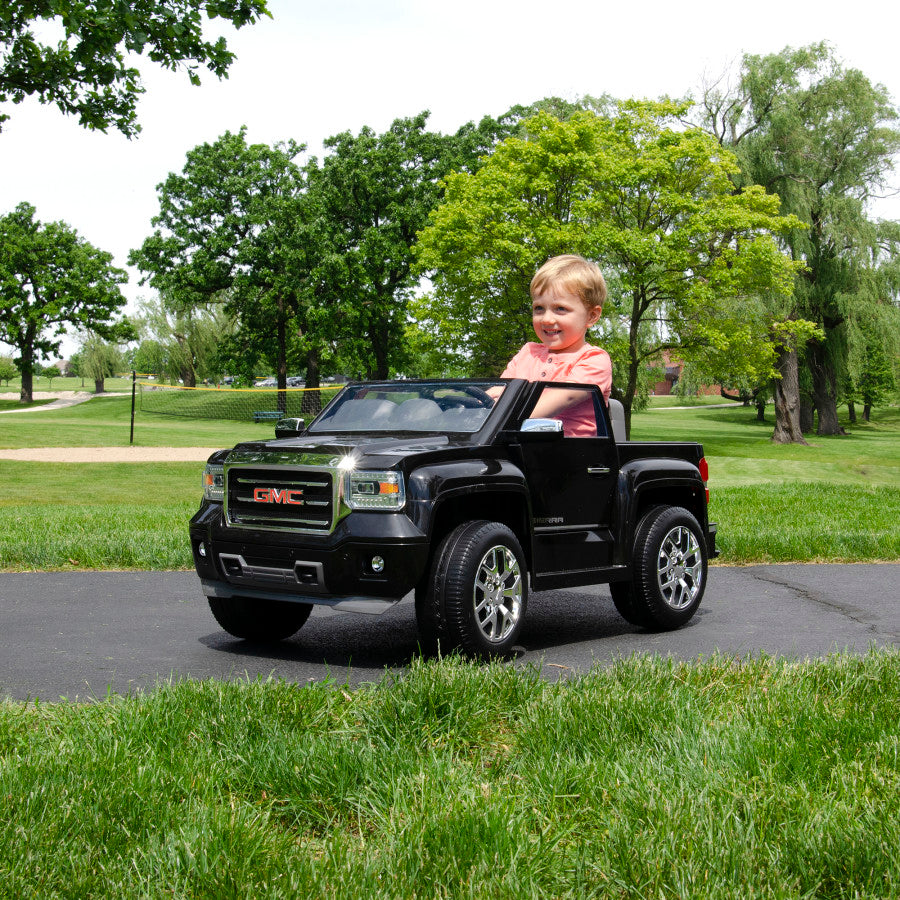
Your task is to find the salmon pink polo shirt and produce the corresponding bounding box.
[501,342,612,399]
[501,342,613,437]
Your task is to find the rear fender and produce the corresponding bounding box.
[613,459,708,566]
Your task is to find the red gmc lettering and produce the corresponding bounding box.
[253,487,304,504]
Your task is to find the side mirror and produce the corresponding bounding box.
[520,418,564,434]
[275,417,305,438]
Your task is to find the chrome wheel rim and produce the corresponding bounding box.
[656,526,703,610]
[473,544,523,643]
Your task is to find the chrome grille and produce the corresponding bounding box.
[225,466,334,532]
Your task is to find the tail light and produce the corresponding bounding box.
[699,457,709,503]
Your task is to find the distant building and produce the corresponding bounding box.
[650,351,721,397]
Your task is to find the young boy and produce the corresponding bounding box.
[500,254,611,435]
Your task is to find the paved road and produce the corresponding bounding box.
[1,565,897,700]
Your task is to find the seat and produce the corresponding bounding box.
[441,406,489,431]
[390,398,443,429]
[608,398,626,442]
[324,398,396,429]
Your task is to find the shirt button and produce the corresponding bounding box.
[540,371,547,377]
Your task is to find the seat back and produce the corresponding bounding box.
[608,398,626,442]
[325,397,395,428]
[390,398,443,428]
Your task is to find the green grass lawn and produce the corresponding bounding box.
[1,652,897,898]
[1,397,898,568]
[2,394,897,897]
[0,394,274,448]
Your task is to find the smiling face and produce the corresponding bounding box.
[531,287,602,354]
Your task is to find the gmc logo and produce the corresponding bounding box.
[253,487,304,505]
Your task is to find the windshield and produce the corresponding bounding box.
[308,381,506,434]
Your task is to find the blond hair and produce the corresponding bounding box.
[530,254,607,311]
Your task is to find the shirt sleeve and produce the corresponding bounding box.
[569,347,612,401]
[500,345,529,379]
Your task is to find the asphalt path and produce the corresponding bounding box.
[1,565,897,700]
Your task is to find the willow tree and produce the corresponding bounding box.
[695,42,900,439]
[415,102,800,436]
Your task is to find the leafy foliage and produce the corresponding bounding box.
[415,102,801,433]
[0,356,17,385]
[0,0,270,135]
[695,42,900,437]
[130,128,316,399]
[0,201,129,401]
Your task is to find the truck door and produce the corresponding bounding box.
[515,384,619,578]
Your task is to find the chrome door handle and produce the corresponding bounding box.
[587,467,611,475]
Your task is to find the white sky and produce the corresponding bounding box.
[2,0,898,360]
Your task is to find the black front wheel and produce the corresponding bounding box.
[208,595,312,642]
[419,520,527,659]
[615,506,707,631]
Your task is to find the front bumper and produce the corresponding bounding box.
[190,501,430,614]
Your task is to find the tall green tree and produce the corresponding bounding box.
[1,0,270,135]
[416,104,800,435]
[310,112,498,379]
[695,42,900,438]
[130,129,323,406]
[0,202,129,402]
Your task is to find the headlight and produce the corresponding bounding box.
[344,470,405,510]
[202,463,224,502]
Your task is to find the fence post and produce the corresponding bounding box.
[130,370,136,445]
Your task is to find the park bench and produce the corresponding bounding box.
[252,410,282,423]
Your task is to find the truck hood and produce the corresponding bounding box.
[225,433,453,469]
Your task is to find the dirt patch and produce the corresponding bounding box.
[0,447,218,462]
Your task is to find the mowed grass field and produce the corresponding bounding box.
[1,392,898,897]
[2,653,898,897]
[0,393,897,569]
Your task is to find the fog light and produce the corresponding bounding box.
[371,555,385,574]
[198,543,207,558]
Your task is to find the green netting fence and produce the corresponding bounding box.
[137,381,344,422]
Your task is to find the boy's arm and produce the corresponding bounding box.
[527,387,592,419]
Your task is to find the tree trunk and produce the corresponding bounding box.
[847,401,856,424]
[771,345,807,444]
[303,348,322,418]
[276,298,287,415]
[755,398,766,421]
[808,342,844,435]
[863,403,871,422]
[20,369,33,403]
[368,318,390,380]
[19,342,34,403]
[94,377,105,394]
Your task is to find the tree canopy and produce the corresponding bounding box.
[695,42,900,439]
[415,102,801,434]
[129,127,314,401]
[0,201,130,401]
[1,0,270,135]
[309,112,496,379]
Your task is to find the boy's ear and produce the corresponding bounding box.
[587,305,602,326]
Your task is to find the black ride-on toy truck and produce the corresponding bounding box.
[190,378,717,658]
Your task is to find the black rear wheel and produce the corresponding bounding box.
[208,595,312,642]
[615,506,707,631]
